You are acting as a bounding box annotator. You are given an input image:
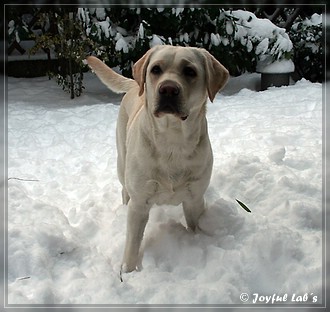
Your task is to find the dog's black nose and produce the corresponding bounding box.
[159,83,180,97]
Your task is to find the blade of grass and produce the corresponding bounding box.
[236,199,252,213]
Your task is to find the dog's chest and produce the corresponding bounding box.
[128,120,212,205]
[145,155,197,205]
[146,175,191,206]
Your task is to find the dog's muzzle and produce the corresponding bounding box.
[154,82,188,121]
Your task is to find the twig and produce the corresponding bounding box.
[119,269,123,283]
[8,177,39,182]
[16,276,31,281]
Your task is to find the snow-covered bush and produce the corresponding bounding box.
[16,8,325,96]
[79,8,220,76]
[8,19,31,45]
[79,8,151,76]
[209,10,293,75]
[78,8,293,77]
[7,7,35,46]
[290,13,323,82]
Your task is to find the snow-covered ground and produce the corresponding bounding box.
[6,72,323,307]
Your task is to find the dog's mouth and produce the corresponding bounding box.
[154,108,188,121]
[154,101,188,121]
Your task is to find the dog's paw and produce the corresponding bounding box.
[119,264,130,282]
[119,263,142,282]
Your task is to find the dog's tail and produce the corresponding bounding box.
[86,56,137,94]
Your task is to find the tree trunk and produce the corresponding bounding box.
[69,57,74,99]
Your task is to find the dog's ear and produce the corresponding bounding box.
[202,50,229,102]
[133,47,158,96]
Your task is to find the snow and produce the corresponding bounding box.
[179,32,189,43]
[8,20,15,36]
[223,9,293,64]
[95,8,106,21]
[173,8,184,16]
[258,59,295,74]
[225,20,234,35]
[210,33,221,46]
[150,34,165,47]
[302,13,323,27]
[7,72,323,306]
[228,10,289,43]
[115,37,127,53]
[98,19,111,39]
[255,38,269,56]
[138,23,144,39]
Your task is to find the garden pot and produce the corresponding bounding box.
[257,58,294,91]
[260,72,291,90]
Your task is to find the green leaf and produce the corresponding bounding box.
[236,199,251,213]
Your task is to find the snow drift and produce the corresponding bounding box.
[7,73,323,307]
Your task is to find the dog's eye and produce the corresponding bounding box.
[151,65,162,75]
[183,66,197,77]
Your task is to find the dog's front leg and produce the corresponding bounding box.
[121,201,150,273]
[183,196,206,231]
[121,187,130,205]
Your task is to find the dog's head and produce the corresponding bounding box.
[133,45,229,121]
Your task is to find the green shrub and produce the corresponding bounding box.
[11,7,323,97]
[30,9,95,98]
[80,8,294,78]
[290,13,323,82]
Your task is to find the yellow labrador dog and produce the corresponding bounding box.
[86,45,228,273]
